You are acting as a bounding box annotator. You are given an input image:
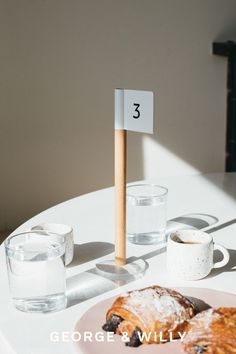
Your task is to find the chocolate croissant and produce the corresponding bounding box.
[102,285,197,347]
[183,307,236,354]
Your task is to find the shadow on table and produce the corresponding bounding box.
[66,212,222,308]
[206,218,236,234]
[68,242,114,267]
[66,245,166,307]
[168,213,219,231]
[68,213,219,268]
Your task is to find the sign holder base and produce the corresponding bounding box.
[95,258,148,281]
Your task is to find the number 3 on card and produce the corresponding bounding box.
[133,103,140,119]
[115,89,154,134]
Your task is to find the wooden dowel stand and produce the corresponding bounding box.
[115,129,127,266]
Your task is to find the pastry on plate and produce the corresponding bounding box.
[102,285,197,347]
[183,307,236,354]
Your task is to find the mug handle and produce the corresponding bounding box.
[213,243,230,269]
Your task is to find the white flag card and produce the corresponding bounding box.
[115,89,154,134]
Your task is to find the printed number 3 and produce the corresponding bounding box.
[133,103,140,119]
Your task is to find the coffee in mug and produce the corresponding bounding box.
[166,229,230,280]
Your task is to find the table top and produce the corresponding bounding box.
[0,172,236,354]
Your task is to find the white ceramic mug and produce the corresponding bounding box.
[31,223,74,266]
[166,229,230,280]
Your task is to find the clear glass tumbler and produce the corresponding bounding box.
[5,231,67,313]
[126,184,168,245]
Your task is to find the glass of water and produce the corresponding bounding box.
[127,184,168,245]
[5,230,67,313]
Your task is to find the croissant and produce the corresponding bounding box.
[183,307,236,354]
[102,285,197,347]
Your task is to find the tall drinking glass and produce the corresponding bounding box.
[5,231,66,313]
[127,184,168,245]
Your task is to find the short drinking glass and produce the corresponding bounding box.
[127,184,168,245]
[5,231,67,313]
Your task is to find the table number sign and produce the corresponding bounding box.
[114,89,154,266]
[115,89,154,133]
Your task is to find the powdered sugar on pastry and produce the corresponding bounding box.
[125,288,190,327]
[104,285,197,346]
[153,295,186,319]
[120,287,195,331]
[184,308,220,343]
[183,308,236,354]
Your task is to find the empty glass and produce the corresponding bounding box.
[5,231,66,313]
[126,184,168,245]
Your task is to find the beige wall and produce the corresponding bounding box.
[0,0,236,230]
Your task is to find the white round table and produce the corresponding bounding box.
[0,173,236,354]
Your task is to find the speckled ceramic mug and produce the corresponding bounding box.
[167,229,230,280]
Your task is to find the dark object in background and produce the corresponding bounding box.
[213,41,236,172]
